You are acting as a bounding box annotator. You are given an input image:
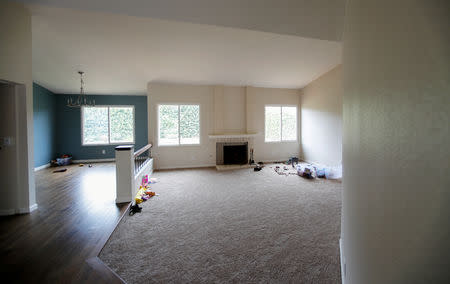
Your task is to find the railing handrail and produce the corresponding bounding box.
[134,144,152,157]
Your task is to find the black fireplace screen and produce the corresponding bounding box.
[223,144,248,165]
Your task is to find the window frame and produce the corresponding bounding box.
[157,103,201,147]
[264,104,298,143]
[81,105,135,146]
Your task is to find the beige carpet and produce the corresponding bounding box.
[100,165,342,283]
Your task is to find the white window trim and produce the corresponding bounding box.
[264,104,298,143]
[81,105,135,146]
[157,103,201,147]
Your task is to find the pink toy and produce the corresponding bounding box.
[142,175,149,186]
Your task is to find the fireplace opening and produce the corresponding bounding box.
[223,144,248,165]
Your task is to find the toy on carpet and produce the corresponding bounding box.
[296,164,316,179]
[132,175,157,210]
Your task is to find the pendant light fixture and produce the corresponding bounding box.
[66,71,95,108]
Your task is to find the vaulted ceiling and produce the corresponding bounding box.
[18,1,345,94]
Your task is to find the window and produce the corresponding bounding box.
[82,106,134,145]
[158,104,200,146]
[265,106,297,142]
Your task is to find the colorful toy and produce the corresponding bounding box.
[142,175,149,186]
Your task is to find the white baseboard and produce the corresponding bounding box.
[261,159,290,163]
[72,158,115,163]
[0,209,16,216]
[34,163,51,171]
[340,238,346,284]
[17,203,38,214]
[0,203,38,215]
[156,161,293,170]
[156,164,215,170]
[29,203,38,212]
[115,197,132,203]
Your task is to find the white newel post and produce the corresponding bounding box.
[115,145,135,203]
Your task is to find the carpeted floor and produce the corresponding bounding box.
[99,165,342,283]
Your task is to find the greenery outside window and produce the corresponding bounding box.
[82,106,135,145]
[158,104,200,146]
[265,105,297,142]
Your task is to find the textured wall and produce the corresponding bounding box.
[342,0,450,283]
[300,65,342,166]
[54,95,148,160]
[0,1,35,211]
[33,83,56,167]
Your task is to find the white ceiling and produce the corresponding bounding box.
[20,0,346,41]
[30,5,342,95]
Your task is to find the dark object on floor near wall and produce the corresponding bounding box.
[51,155,72,166]
[53,168,67,173]
[254,165,263,171]
[287,156,299,167]
[129,204,142,216]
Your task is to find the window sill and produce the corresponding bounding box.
[82,142,135,147]
[264,140,298,144]
[157,144,201,147]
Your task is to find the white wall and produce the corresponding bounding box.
[222,86,247,133]
[300,65,342,166]
[0,1,36,214]
[212,86,247,134]
[148,83,216,169]
[148,83,301,169]
[246,86,300,162]
[342,1,450,283]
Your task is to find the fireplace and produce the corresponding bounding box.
[216,142,248,165]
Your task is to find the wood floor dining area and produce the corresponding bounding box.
[0,163,127,283]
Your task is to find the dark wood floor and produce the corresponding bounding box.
[0,163,128,283]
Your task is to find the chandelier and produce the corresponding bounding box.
[66,71,95,108]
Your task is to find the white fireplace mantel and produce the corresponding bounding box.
[208,133,259,139]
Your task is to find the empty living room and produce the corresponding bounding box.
[1,0,449,283]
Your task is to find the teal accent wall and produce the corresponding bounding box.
[33,83,56,167]
[54,95,148,160]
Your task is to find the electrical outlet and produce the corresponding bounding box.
[0,137,14,146]
[344,263,346,277]
[102,149,106,154]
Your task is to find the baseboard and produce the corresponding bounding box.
[0,203,38,215]
[0,209,16,216]
[340,238,346,284]
[17,203,38,214]
[29,203,38,212]
[72,158,115,163]
[261,159,290,164]
[156,164,215,170]
[34,163,51,171]
[156,161,293,170]
[115,196,132,203]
